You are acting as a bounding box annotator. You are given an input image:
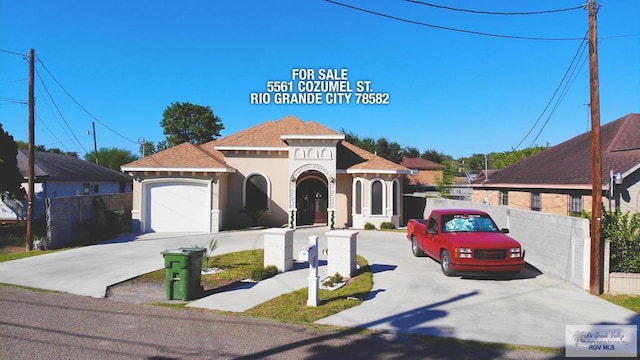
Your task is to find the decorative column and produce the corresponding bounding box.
[326,230,359,278]
[263,228,294,272]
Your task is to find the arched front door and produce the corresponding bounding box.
[296,176,328,226]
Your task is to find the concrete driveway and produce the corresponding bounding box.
[0,227,637,349]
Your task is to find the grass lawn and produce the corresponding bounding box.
[150,249,375,323]
[601,294,640,313]
[244,255,373,323]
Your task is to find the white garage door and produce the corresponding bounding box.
[145,181,210,232]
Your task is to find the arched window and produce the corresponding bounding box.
[245,174,268,211]
[392,180,399,215]
[354,179,362,215]
[371,180,383,215]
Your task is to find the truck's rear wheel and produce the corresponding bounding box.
[411,236,425,257]
[440,250,456,276]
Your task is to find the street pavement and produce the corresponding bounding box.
[0,227,638,349]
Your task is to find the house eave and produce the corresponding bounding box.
[473,183,602,191]
[215,146,289,152]
[345,169,411,175]
[623,163,640,179]
[121,167,236,173]
[280,134,345,141]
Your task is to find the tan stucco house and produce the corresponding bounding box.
[121,116,410,233]
[472,113,640,215]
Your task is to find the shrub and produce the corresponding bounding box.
[322,272,345,287]
[604,210,640,273]
[251,265,279,281]
[584,209,640,273]
[380,221,395,230]
[364,222,375,230]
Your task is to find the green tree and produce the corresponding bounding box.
[16,140,45,152]
[0,124,25,199]
[583,208,640,273]
[464,147,546,173]
[84,147,138,171]
[160,102,224,147]
[436,158,457,198]
[401,146,420,159]
[139,141,157,157]
[342,130,406,164]
[138,140,170,157]
[421,149,447,164]
[15,140,78,157]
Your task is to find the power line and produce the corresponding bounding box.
[0,48,26,57]
[601,33,640,39]
[325,0,585,41]
[35,68,89,154]
[0,78,29,85]
[35,69,77,147]
[511,32,589,150]
[405,1,584,16]
[35,82,76,151]
[527,44,589,148]
[0,96,27,105]
[35,113,73,153]
[36,58,139,145]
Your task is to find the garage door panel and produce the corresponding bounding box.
[146,181,210,232]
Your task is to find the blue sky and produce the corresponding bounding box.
[2,0,639,159]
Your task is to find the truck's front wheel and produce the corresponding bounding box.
[411,236,425,257]
[440,250,456,276]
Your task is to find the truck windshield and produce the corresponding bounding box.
[442,214,498,232]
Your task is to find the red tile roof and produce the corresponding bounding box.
[122,142,230,170]
[401,157,444,170]
[123,116,409,173]
[479,114,640,186]
[204,115,341,148]
[338,141,409,172]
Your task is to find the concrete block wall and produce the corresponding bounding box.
[47,193,133,249]
[424,198,591,290]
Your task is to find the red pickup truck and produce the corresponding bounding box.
[407,209,525,276]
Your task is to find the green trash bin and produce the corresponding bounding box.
[161,247,205,300]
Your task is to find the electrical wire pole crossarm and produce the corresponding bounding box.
[588,0,602,296]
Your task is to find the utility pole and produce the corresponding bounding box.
[588,0,602,295]
[26,49,35,251]
[92,122,99,165]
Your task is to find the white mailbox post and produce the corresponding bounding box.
[299,235,319,306]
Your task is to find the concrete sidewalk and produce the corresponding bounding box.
[0,227,637,349]
[188,262,323,312]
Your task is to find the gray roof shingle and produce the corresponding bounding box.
[479,114,640,186]
[17,149,132,182]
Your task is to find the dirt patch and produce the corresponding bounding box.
[1,246,25,254]
[105,275,240,304]
[106,280,169,304]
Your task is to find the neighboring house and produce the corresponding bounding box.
[400,157,443,193]
[472,113,640,215]
[400,157,473,201]
[0,149,133,222]
[121,115,410,233]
